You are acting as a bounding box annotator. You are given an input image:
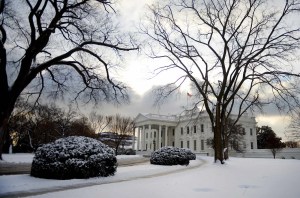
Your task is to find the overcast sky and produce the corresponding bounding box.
[81,0,300,140]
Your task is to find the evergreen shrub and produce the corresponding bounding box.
[150,146,196,166]
[31,136,117,179]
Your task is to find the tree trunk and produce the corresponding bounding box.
[0,117,9,160]
[223,136,229,160]
[214,103,224,164]
[271,149,276,159]
[0,96,17,160]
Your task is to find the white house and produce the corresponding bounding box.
[133,111,257,156]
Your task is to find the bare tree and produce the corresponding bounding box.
[54,105,77,137]
[142,0,300,163]
[285,110,300,142]
[8,99,97,152]
[89,112,112,133]
[107,114,134,155]
[0,0,137,159]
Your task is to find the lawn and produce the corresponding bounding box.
[0,154,300,198]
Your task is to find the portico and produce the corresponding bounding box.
[133,113,177,152]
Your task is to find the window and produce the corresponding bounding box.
[181,141,183,148]
[150,132,152,138]
[187,126,190,134]
[201,139,204,150]
[194,140,197,151]
[146,133,148,139]
[181,127,183,135]
[172,141,175,147]
[250,128,253,136]
[173,129,175,136]
[242,127,246,135]
[194,125,197,133]
[187,141,190,148]
[146,144,148,150]
[251,142,254,149]
[201,124,204,132]
[161,142,163,147]
[154,132,156,138]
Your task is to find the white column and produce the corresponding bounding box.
[165,126,168,146]
[137,127,141,151]
[142,125,146,151]
[132,127,136,150]
[158,125,162,149]
[147,124,151,150]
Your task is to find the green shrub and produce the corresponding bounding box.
[150,146,196,166]
[31,136,117,179]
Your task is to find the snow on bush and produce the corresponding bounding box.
[150,146,196,166]
[31,136,117,179]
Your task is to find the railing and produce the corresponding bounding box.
[146,113,178,121]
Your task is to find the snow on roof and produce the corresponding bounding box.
[141,113,179,122]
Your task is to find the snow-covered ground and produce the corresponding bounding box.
[1,153,34,163]
[1,155,300,198]
[0,153,142,164]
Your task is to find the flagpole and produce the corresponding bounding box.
[187,93,188,109]
[187,92,191,109]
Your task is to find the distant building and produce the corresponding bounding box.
[98,132,133,148]
[133,111,257,155]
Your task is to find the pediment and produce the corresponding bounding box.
[134,113,149,124]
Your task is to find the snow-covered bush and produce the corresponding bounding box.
[182,148,196,160]
[31,136,117,179]
[150,146,196,166]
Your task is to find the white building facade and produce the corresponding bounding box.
[133,111,257,155]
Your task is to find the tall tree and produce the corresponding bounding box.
[0,0,137,159]
[257,126,285,159]
[107,114,134,155]
[142,0,300,163]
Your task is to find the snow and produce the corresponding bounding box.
[1,153,34,163]
[1,155,300,198]
[1,153,142,164]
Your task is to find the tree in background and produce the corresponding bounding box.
[107,114,135,155]
[8,99,95,152]
[285,141,298,148]
[285,110,300,143]
[89,112,112,134]
[0,0,137,159]
[257,126,285,159]
[8,98,36,152]
[142,0,300,163]
[68,117,95,138]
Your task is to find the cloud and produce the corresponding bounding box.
[82,86,187,118]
